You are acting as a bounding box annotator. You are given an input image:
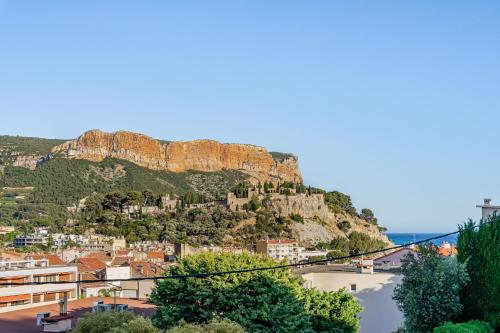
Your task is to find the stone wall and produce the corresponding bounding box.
[265,193,329,220]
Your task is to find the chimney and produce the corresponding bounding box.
[484,198,492,206]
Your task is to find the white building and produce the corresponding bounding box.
[298,250,329,262]
[0,259,77,313]
[476,198,500,220]
[302,271,403,333]
[256,239,304,263]
[52,234,87,247]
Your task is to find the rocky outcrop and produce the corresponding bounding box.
[262,192,390,246]
[52,130,302,184]
[13,154,52,170]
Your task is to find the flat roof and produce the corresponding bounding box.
[0,297,156,333]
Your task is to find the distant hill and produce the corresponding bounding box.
[0,131,389,248]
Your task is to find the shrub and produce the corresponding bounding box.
[72,311,159,333]
[336,220,351,233]
[289,213,304,223]
[433,320,492,333]
[165,319,246,333]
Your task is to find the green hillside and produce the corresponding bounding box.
[0,157,247,205]
[0,135,65,164]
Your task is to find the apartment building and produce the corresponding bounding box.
[13,234,48,247]
[0,259,77,313]
[256,239,304,263]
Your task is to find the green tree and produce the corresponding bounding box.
[359,208,377,224]
[142,189,155,206]
[72,311,159,333]
[124,191,144,206]
[151,252,361,333]
[103,191,124,212]
[329,237,350,253]
[302,287,362,333]
[393,244,470,333]
[166,320,246,333]
[324,191,357,216]
[457,216,500,328]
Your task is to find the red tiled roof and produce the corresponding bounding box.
[115,249,131,256]
[28,254,65,266]
[437,246,457,257]
[86,251,112,261]
[111,256,130,266]
[130,261,164,277]
[146,251,165,260]
[77,258,107,271]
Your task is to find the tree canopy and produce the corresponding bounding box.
[151,252,362,333]
[457,216,500,329]
[393,243,470,333]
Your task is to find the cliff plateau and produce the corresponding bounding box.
[52,130,302,184]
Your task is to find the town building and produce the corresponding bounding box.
[476,198,500,220]
[0,226,15,235]
[436,242,457,257]
[373,248,415,270]
[161,193,178,212]
[302,271,403,333]
[298,250,329,262]
[174,243,243,259]
[256,239,304,263]
[0,258,77,313]
[14,234,49,247]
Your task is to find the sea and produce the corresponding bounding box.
[386,233,458,246]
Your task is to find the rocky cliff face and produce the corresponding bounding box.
[263,193,390,246]
[52,130,302,184]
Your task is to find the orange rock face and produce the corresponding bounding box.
[52,130,302,184]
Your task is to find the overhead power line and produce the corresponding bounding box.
[0,227,471,287]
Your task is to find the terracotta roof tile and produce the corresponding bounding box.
[77,258,107,271]
[111,256,130,266]
[28,254,65,266]
[130,261,165,277]
[146,251,165,260]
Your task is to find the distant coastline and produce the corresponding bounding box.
[386,233,458,246]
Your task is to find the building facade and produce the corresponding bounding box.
[256,239,303,263]
[0,259,77,313]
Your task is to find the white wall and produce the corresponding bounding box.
[302,272,404,333]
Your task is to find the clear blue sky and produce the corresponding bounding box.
[1,1,499,232]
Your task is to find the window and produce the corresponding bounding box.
[33,294,42,303]
[44,293,56,302]
[33,276,42,283]
[11,300,28,306]
[45,275,56,283]
[349,284,357,292]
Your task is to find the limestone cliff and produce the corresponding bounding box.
[262,193,390,246]
[52,130,302,184]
